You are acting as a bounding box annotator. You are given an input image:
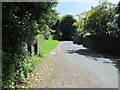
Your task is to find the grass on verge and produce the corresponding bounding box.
[16,37,59,88]
[32,56,47,65]
[31,38,58,78]
[40,39,58,54]
[32,38,58,65]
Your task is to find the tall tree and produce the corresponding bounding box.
[2,2,58,88]
[116,1,120,29]
[73,1,119,37]
[58,14,77,40]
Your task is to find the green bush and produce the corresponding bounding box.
[2,51,33,88]
[58,14,77,40]
[40,37,58,54]
[2,2,58,88]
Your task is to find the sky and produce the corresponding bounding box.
[55,0,119,19]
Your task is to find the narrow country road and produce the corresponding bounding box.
[56,41,119,88]
[27,41,119,88]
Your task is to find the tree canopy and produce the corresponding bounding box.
[2,2,59,88]
[116,1,120,29]
[73,1,120,37]
[58,14,77,40]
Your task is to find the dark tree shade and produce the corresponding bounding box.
[116,1,120,28]
[2,2,58,88]
[58,14,77,40]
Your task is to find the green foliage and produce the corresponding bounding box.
[58,14,78,40]
[32,56,47,65]
[35,34,45,44]
[2,51,32,88]
[116,1,120,32]
[2,2,58,88]
[74,1,119,37]
[51,20,61,40]
[40,37,58,54]
[2,2,59,47]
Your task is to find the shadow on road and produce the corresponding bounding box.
[66,48,120,71]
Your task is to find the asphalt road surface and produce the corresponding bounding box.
[50,41,119,88]
[49,41,119,88]
[28,41,119,88]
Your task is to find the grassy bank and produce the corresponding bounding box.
[40,39,59,54]
[16,37,59,88]
[33,36,58,65]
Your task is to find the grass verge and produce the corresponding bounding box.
[17,38,59,88]
[40,39,59,54]
[32,38,58,66]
